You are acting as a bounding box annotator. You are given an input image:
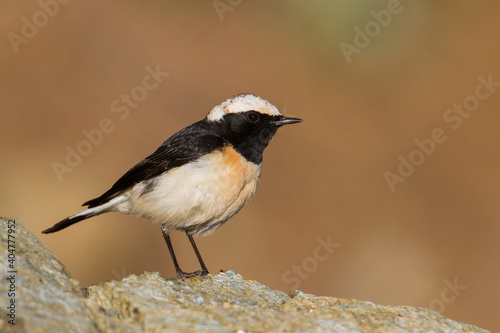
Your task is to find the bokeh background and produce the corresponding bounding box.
[2,1,499,331]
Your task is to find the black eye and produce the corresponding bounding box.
[247,112,260,123]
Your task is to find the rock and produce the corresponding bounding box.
[0,217,98,333]
[0,217,490,332]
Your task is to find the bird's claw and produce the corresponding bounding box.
[176,269,209,280]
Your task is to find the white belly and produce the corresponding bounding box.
[114,147,261,235]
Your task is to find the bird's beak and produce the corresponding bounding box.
[272,116,303,127]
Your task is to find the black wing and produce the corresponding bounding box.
[83,120,225,208]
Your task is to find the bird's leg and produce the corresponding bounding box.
[161,225,208,279]
[186,232,209,276]
[161,225,186,279]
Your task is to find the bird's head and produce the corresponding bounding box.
[206,93,302,163]
[207,93,302,126]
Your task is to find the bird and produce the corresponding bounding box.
[42,93,302,279]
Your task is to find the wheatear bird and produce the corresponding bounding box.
[43,93,302,279]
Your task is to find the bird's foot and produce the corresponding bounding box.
[176,269,209,280]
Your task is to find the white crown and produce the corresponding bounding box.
[206,93,281,122]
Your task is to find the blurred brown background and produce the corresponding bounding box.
[1,0,499,331]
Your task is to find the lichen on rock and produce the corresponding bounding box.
[0,217,490,332]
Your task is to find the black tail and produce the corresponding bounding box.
[42,213,94,234]
[43,195,126,234]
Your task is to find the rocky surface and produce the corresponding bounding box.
[0,216,490,332]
